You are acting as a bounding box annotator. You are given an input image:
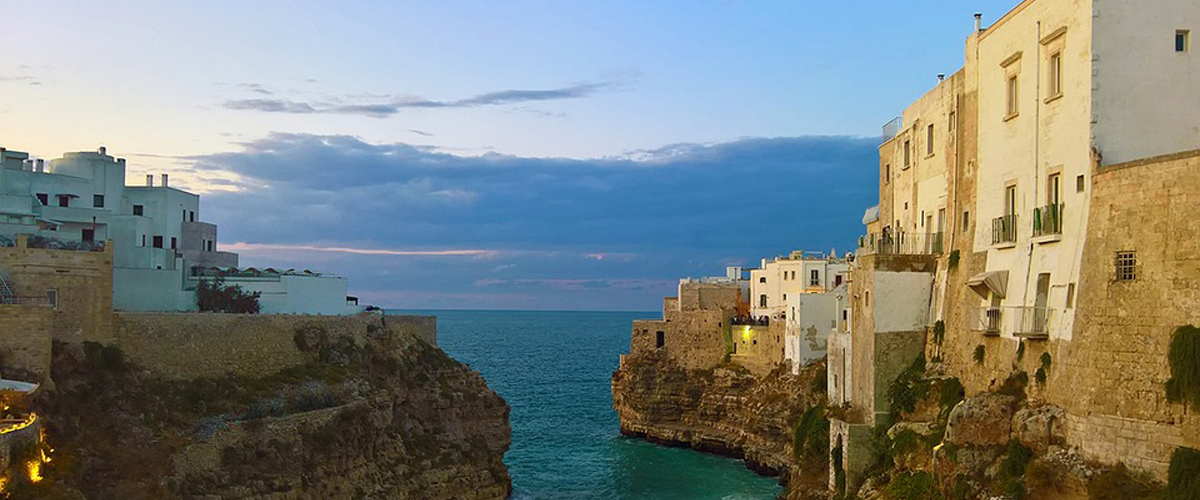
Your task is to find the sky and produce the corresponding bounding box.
[0,0,1018,310]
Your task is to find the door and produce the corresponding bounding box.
[81,229,94,242]
[1034,273,1051,334]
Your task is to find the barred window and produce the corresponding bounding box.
[1115,251,1137,282]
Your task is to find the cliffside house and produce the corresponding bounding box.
[0,146,361,315]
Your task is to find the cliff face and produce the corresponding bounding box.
[21,324,511,500]
[612,351,827,494]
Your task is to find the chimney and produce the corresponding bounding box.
[975,13,983,32]
[99,146,107,155]
[161,173,169,187]
[938,73,946,82]
[146,174,154,187]
[36,159,44,173]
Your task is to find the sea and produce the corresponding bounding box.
[394,309,783,500]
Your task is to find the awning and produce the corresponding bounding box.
[967,270,1009,298]
[862,205,881,225]
[0,379,39,394]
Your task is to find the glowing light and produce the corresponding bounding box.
[0,413,36,435]
[26,460,41,483]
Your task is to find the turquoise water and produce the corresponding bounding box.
[400,310,783,500]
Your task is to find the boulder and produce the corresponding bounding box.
[945,393,1016,447]
[1012,404,1066,454]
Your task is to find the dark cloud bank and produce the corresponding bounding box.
[196,134,879,310]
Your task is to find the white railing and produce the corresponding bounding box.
[967,306,1052,338]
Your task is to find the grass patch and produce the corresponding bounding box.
[992,439,1033,500]
[887,471,944,500]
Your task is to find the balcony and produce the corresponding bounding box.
[967,306,1052,339]
[1032,203,1064,238]
[992,214,1018,245]
[858,231,943,256]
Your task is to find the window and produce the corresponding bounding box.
[153,235,164,248]
[93,194,105,208]
[810,270,820,286]
[759,294,768,308]
[189,211,195,222]
[81,229,94,242]
[182,209,187,222]
[759,277,766,284]
[1005,185,1018,216]
[655,331,665,349]
[1048,52,1063,98]
[1178,30,1191,53]
[949,111,956,132]
[207,240,214,252]
[783,294,788,301]
[36,193,48,206]
[884,164,891,183]
[133,204,144,216]
[46,289,58,309]
[141,235,146,247]
[963,211,971,233]
[865,291,870,307]
[1076,175,1085,193]
[1115,251,1137,281]
[904,140,911,167]
[835,275,844,286]
[1048,173,1061,205]
[1006,75,1020,117]
[58,195,70,208]
[170,237,177,250]
[927,124,935,155]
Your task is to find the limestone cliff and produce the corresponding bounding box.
[611,351,829,497]
[17,322,511,500]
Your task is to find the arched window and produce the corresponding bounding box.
[759,294,768,308]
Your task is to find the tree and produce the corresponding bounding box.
[196,277,262,314]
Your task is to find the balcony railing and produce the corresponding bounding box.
[967,306,1052,338]
[1032,203,1064,237]
[992,214,1018,245]
[882,117,904,142]
[857,232,943,256]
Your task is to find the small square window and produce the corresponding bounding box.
[46,289,58,309]
[963,211,971,233]
[133,204,144,216]
[153,235,164,248]
[93,194,105,208]
[1076,175,1085,193]
[1177,30,1190,53]
[1115,251,1137,282]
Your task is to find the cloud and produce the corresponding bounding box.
[0,75,40,85]
[221,81,615,118]
[193,133,879,309]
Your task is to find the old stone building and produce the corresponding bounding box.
[832,0,1200,490]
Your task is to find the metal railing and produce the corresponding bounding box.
[26,235,105,252]
[992,214,1018,245]
[857,232,943,256]
[967,306,1052,338]
[882,117,904,142]
[1032,203,1064,237]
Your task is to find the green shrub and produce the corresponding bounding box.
[993,439,1033,500]
[1169,447,1200,500]
[197,277,262,314]
[933,320,946,345]
[938,377,965,413]
[82,341,127,373]
[1040,351,1053,369]
[793,405,830,462]
[1035,367,1048,385]
[888,471,944,500]
[974,345,985,364]
[1017,341,1026,361]
[947,250,960,271]
[887,356,928,415]
[1166,325,1200,408]
[998,371,1029,400]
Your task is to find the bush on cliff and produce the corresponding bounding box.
[793,404,829,463]
[196,277,262,314]
[1170,447,1200,500]
[1166,325,1200,409]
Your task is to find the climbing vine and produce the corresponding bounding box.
[1166,325,1200,408]
[973,345,985,365]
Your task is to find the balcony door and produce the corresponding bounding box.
[1034,273,1051,333]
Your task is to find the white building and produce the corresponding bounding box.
[750,250,850,372]
[0,146,361,315]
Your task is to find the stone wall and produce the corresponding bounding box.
[628,283,743,371]
[111,312,437,380]
[1052,149,1200,479]
[0,304,53,379]
[0,236,113,343]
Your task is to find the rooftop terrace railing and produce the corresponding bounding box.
[857,231,943,256]
[25,235,105,252]
[882,117,903,142]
